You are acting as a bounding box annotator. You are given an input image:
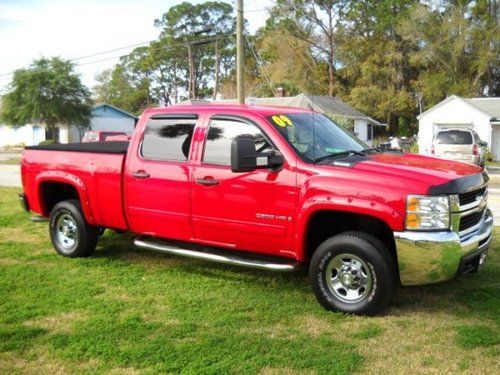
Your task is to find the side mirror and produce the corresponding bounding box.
[231,137,284,173]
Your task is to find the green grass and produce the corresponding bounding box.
[486,161,500,167]
[0,157,21,165]
[0,187,499,374]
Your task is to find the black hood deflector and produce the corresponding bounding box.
[428,171,489,195]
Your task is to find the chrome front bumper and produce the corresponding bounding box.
[394,208,493,285]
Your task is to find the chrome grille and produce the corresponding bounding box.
[459,187,487,206]
[455,185,488,236]
[459,210,484,232]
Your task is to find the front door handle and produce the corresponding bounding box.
[132,170,150,179]
[196,177,219,186]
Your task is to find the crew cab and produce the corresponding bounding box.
[19,104,493,315]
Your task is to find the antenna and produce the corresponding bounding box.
[308,101,316,162]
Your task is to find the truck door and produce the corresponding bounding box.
[124,114,198,241]
[191,115,297,258]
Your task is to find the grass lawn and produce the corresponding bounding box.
[0,187,498,374]
[0,158,21,165]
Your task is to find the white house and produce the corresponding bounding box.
[0,104,137,147]
[0,124,68,147]
[418,95,500,160]
[183,93,385,145]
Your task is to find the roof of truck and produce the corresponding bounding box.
[143,103,312,117]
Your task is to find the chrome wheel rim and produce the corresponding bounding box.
[55,213,78,250]
[325,253,373,304]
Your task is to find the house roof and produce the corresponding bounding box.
[463,98,500,120]
[92,104,138,119]
[184,94,384,126]
[417,95,500,121]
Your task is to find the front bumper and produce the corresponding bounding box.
[394,208,493,285]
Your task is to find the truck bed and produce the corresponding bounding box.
[25,141,129,154]
[22,144,129,231]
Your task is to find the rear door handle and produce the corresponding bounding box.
[132,170,150,179]
[196,177,219,186]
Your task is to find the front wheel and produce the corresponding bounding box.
[49,199,98,257]
[309,232,396,315]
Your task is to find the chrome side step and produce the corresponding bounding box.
[30,216,49,223]
[134,238,301,272]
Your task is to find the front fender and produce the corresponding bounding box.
[35,171,95,224]
[295,194,404,261]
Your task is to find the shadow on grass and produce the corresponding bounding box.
[92,230,499,322]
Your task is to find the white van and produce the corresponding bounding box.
[431,128,487,166]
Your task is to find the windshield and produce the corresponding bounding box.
[267,113,366,162]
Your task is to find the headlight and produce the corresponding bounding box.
[406,195,450,230]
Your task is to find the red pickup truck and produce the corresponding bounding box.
[19,104,493,314]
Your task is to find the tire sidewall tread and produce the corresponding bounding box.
[49,199,97,258]
[309,232,395,315]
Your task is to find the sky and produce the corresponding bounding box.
[0,0,272,93]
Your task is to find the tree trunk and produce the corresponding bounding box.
[173,59,178,103]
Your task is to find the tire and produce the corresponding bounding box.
[49,199,98,258]
[309,231,396,315]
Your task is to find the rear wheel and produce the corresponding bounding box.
[49,199,98,257]
[309,232,396,315]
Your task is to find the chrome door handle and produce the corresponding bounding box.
[132,170,150,179]
[196,178,219,186]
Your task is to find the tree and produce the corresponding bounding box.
[154,1,235,99]
[337,0,419,133]
[1,57,92,141]
[399,0,499,106]
[271,0,350,96]
[93,65,150,115]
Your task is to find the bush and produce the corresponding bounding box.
[38,140,56,146]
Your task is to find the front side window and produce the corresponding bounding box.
[267,113,366,163]
[203,119,272,166]
[435,130,473,145]
[141,119,195,161]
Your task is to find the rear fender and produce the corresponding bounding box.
[35,171,95,225]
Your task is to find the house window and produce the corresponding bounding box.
[367,124,373,141]
[45,127,60,142]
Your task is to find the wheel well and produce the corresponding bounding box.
[305,210,397,264]
[40,182,80,216]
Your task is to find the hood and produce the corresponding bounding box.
[352,152,483,192]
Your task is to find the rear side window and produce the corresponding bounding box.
[203,119,272,166]
[435,130,473,145]
[141,119,195,161]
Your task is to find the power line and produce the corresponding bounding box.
[0,32,236,79]
[244,32,276,96]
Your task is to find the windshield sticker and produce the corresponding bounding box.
[271,115,293,128]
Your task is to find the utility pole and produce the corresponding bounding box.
[236,0,245,104]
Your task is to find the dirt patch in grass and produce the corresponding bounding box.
[24,311,88,335]
[259,367,315,375]
[296,314,336,337]
[0,226,43,244]
[353,311,499,374]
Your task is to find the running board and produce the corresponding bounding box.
[30,216,49,223]
[134,238,301,272]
